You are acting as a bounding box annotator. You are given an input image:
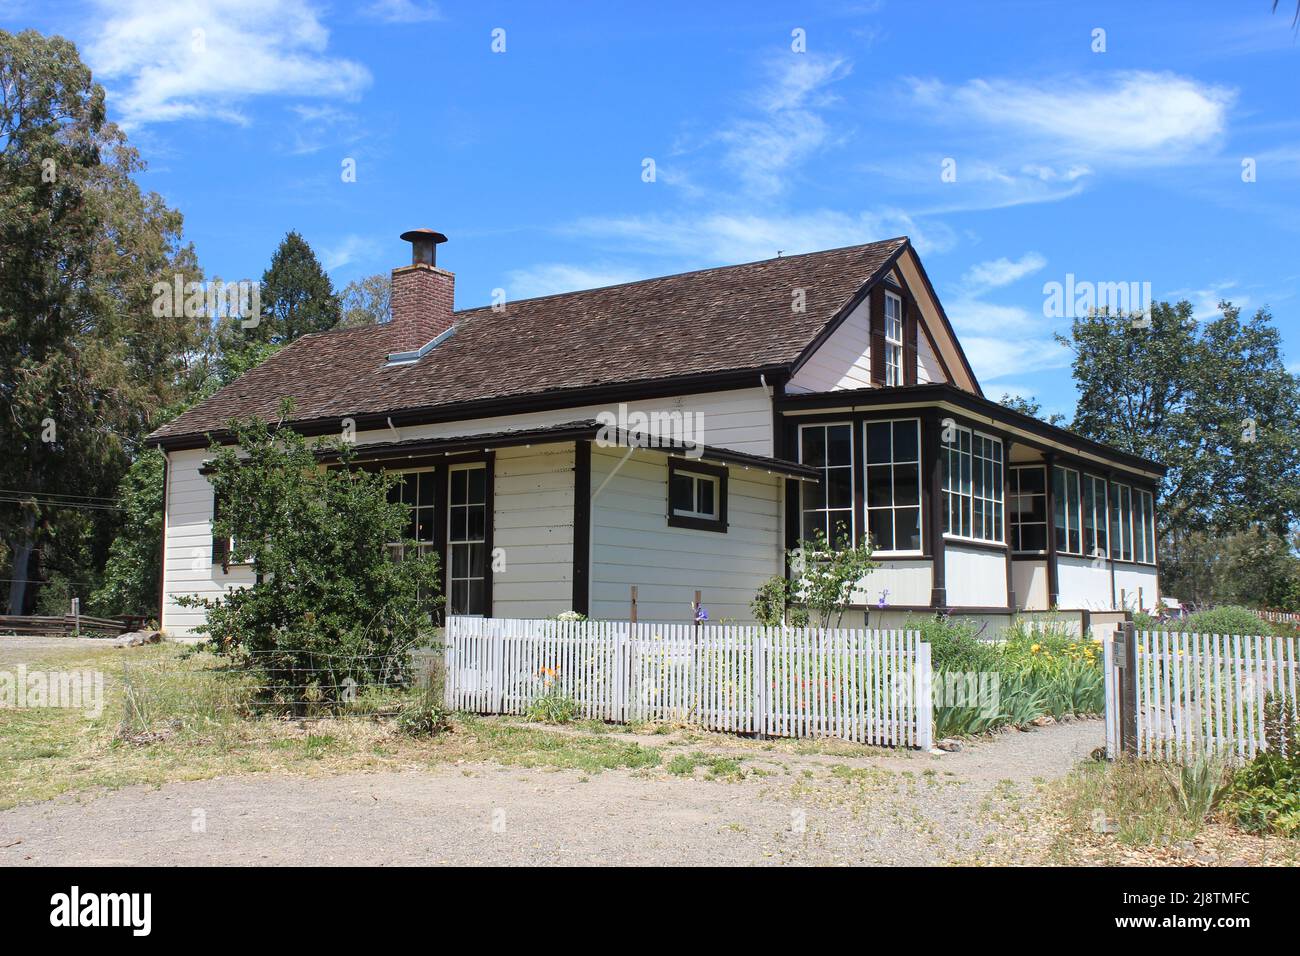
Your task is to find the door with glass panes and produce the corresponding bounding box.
[387,461,490,617]
[446,463,488,616]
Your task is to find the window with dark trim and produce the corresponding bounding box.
[942,424,1003,543]
[1110,481,1133,562]
[798,422,854,548]
[1053,465,1083,555]
[864,418,921,553]
[448,463,488,614]
[1009,465,1047,553]
[211,488,230,571]
[883,291,904,387]
[1082,474,1109,561]
[210,488,251,571]
[667,458,728,532]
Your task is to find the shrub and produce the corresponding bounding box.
[176,409,443,709]
[526,672,579,724]
[1180,605,1273,637]
[785,526,877,628]
[1224,694,1300,836]
[397,691,453,737]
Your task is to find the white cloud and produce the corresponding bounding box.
[322,234,381,271]
[566,207,954,265]
[909,71,1235,164]
[504,263,647,301]
[961,252,1047,293]
[363,0,441,23]
[960,335,1071,382]
[1166,281,1249,321]
[86,0,371,127]
[718,54,851,197]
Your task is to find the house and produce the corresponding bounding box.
[147,229,1164,638]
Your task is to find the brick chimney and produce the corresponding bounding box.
[388,228,454,358]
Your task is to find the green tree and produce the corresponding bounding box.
[258,230,341,344]
[997,393,1066,427]
[0,30,203,614]
[1058,302,1300,537]
[785,527,878,628]
[1162,526,1300,610]
[90,448,165,617]
[338,272,391,328]
[177,408,442,705]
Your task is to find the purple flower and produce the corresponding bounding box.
[695,605,709,622]
[876,589,890,610]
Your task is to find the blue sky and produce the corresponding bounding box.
[7,0,1300,416]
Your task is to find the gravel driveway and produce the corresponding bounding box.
[0,720,1101,866]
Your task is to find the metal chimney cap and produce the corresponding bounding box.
[400,228,448,245]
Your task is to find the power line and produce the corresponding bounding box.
[0,488,121,502]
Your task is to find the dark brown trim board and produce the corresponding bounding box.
[666,456,729,533]
[482,451,496,616]
[158,453,170,629]
[924,409,946,608]
[1003,439,1015,609]
[1044,451,1060,607]
[775,383,1165,479]
[572,440,591,616]
[150,368,790,451]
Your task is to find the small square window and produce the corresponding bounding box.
[666,458,728,533]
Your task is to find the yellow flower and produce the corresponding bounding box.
[1031,643,1041,654]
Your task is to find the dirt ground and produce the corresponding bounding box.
[0,717,1102,866]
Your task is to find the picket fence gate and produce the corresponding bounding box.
[444,617,933,749]
[1105,629,1299,761]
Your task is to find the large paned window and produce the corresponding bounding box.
[800,423,854,548]
[448,463,488,615]
[942,424,1004,543]
[864,418,921,553]
[1107,482,1156,565]
[1134,488,1156,564]
[1052,465,1083,555]
[1009,466,1047,553]
[884,291,904,387]
[1110,481,1134,562]
[1082,474,1109,560]
[386,470,437,557]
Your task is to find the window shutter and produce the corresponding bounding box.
[211,490,229,570]
[869,286,886,386]
[903,293,918,386]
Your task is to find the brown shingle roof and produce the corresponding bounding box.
[150,237,907,443]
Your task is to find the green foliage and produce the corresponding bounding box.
[1162,526,1300,611]
[257,230,341,344]
[786,526,877,628]
[750,576,808,627]
[0,29,205,614]
[91,448,164,616]
[397,689,453,738]
[925,616,1105,737]
[996,393,1066,427]
[1225,695,1300,836]
[1161,753,1231,827]
[1181,605,1275,637]
[1060,301,1300,538]
[176,410,443,706]
[525,678,579,724]
[338,273,391,328]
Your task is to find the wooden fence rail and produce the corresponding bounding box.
[444,617,933,750]
[1106,628,1299,761]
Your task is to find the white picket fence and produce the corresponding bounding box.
[444,617,933,749]
[1106,630,1299,761]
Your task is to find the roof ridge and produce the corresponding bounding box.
[453,236,910,315]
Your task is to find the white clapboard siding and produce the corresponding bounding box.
[444,617,932,749]
[1115,631,1299,762]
